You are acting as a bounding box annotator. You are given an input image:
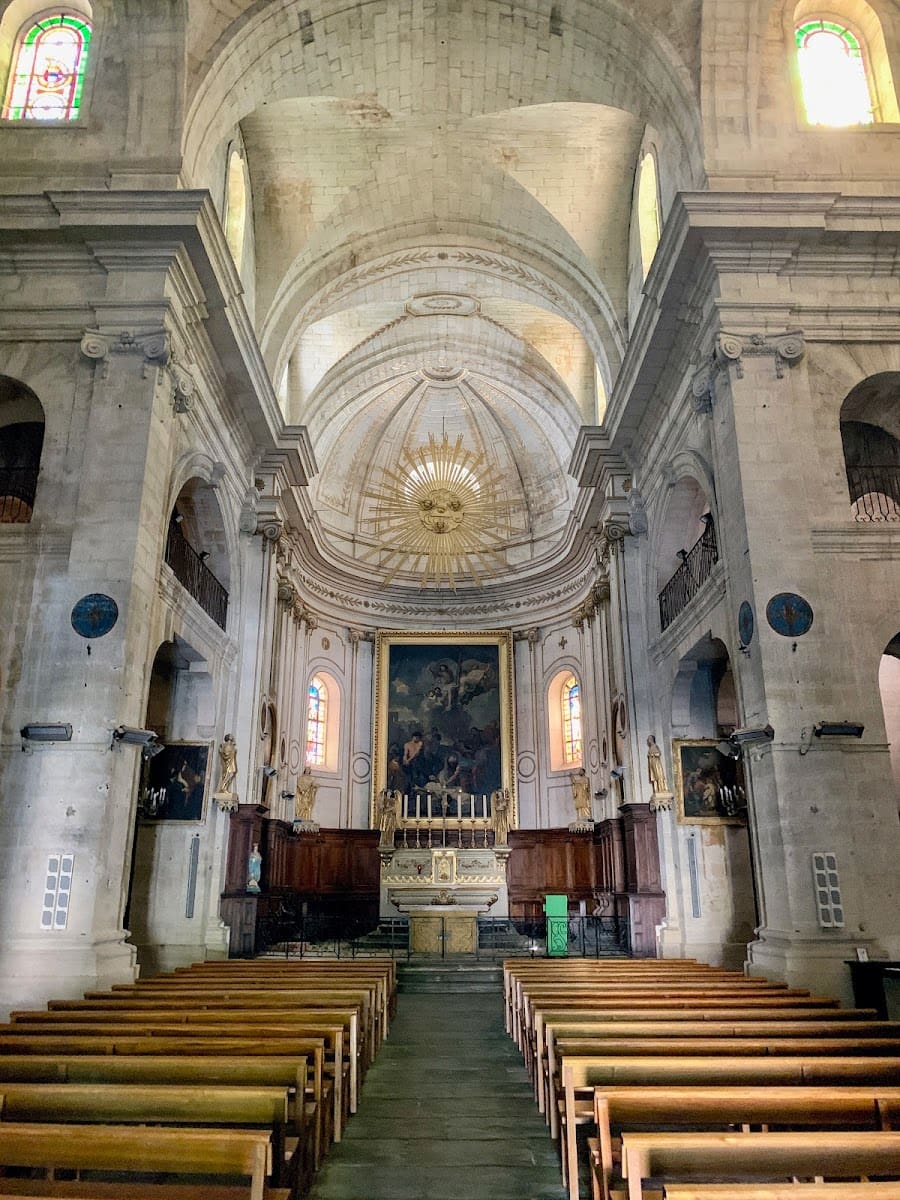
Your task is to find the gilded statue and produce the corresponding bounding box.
[647,734,669,794]
[214,734,238,810]
[378,787,401,847]
[570,767,593,824]
[294,767,319,826]
[490,786,511,846]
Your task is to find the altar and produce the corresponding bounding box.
[379,846,511,919]
[408,906,478,953]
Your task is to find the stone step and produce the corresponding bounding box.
[398,962,503,993]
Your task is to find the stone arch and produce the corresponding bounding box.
[182,0,703,191]
[651,466,717,633]
[839,371,900,522]
[0,374,44,523]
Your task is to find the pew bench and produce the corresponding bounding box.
[0,1122,277,1200]
[560,1056,900,1200]
[586,1085,900,1200]
[0,1084,300,1193]
[618,1130,900,1200]
[659,1185,900,1200]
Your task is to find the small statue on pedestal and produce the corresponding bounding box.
[213,734,239,812]
[490,787,511,846]
[293,766,320,833]
[247,842,262,893]
[647,734,674,813]
[569,767,594,832]
[378,788,401,848]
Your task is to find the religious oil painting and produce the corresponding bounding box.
[140,742,210,821]
[373,631,516,824]
[673,738,748,825]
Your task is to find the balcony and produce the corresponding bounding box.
[846,465,900,523]
[658,516,718,632]
[164,519,228,629]
[0,465,38,523]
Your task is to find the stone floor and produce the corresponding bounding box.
[307,985,569,1200]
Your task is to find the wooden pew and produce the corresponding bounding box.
[586,1086,900,1200]
[660,1186,900,1200]
[0,1122,276,1200]
[3,1016,351,1136]
[530,1009,881,1110]
[561,1056,900,1200]
[0,1036,331,1166]
[40,999,367,1096]
[619,1130,900,1200]
[0,1082,300,1192]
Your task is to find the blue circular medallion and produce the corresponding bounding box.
[766,592,813,638]
[738,601,754,647]
[71,593,118,639]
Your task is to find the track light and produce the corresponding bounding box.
[261,765,277,779]
[20,723,72,743]
[815,721,864,739]
[112,726,159,748]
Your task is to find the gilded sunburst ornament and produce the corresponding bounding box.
[361,432,512,588]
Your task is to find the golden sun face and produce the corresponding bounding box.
[361,432,512,588]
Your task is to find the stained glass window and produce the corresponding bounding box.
[562,675,582,766]
[306,675,327,767]
[4,14,92,121]
[796,21,873,126]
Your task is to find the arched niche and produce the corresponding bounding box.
[0,374,45,523]
[671,634,735,738]
[839,372,900,522]
[655,475,713,593]
[167,477,232,631]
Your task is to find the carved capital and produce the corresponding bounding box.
[170,361,196,414]
[80,328,171,379]
[277,578,296,608]
[715,330,806,381]
[690,363,714,414]
[259,518,283,543]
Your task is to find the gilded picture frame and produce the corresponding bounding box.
[139,740,211,822]
[673,738,748,826]
[372,630,517,827]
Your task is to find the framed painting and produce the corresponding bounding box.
[139,741,210,821]
[673,738,748,825]
[372,630,516,825]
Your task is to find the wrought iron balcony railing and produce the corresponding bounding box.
[846,465,900,523]
[658,518,719,632]
[0,465,38,523]
[164,519,228,630]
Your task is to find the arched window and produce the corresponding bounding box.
[306,675,327,767]
[3,13,91,121]
[637,152,661,280]
[224,148,247,273]
[548,669,583,770]
[561,675,583,766]
[796,20,873,125]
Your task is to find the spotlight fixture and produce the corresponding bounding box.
[814,721,864,739]
[729,724,775,748]
[173,512,184,524]
[198,551,210,561]
[716,739,741,760]
[20,723,72,743]
[142,740,165,760]
[609,766,625,780]
[280,790,295,800]
[112,726,159,748]
[261,765,278,779]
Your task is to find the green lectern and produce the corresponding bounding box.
[544,893,568,957]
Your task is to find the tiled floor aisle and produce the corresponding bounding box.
[307,989,569,1200]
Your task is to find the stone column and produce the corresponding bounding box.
[0,331,175,1013]
[700,330,900,999]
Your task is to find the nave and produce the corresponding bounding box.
[0,956,899,1197]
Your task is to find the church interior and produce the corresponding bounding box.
[0,0,900,1193]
